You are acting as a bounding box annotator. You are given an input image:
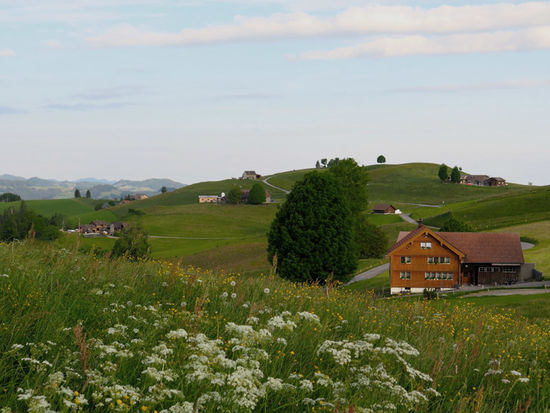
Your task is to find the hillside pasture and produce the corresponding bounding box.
[415,187,550,230]
[1,243,549,412]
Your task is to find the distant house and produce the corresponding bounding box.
[487,177,506,187]
[134,194,149,201]
[199,195,222,204]
[372,204,396,214]
[108,222,127,235]
[387,224,535,294]
[460,174,506,186]
[241,171,261,180]
[78,220,127,236]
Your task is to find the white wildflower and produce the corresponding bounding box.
[510,370,522,376]
[0,274,8,278]
[231,293,237,299]
[221,292,228,298]
[11,343,24,350]
[502,379,511,384]
[299,379,314,392]
[230,281,236,286]
[162,282,168,287]
[166,329,188,340]
[519,377,530,383]
[297,312,320,323]
[17,388,34,400]
[264,288,270,294]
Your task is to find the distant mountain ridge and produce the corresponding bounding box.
[0,175,186,200]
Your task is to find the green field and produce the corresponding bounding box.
[2,242,549,412]
[3,162,549,277]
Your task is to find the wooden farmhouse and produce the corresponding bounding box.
[241,170,262,180]
[372,203,396,214]
[387,224,535,294]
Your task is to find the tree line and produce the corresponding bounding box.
[438,164,461,183]
[0,203,62,242]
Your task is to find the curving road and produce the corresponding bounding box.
[263,177,290,194]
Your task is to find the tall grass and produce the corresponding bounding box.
[0,242,548,412]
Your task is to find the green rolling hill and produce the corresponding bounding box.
[3,162,549,275]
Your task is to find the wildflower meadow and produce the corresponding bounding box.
[0,241,548,412]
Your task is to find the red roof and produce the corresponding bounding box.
[390,226,524,264]
[438,232,524,264]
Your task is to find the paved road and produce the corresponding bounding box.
[347,263,389,285]
[400,213,417,225]
[401,203,442,208]
[521,242,535,250]
[263,177,290,194]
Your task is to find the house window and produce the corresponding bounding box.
[399,272,411,280]
[425,272,430,280]
[447,272,454,279]
[427,257,433,264]
[400,256,411,264]
[443,257,451,264]
[421,242,432,249]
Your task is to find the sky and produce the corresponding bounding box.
[1,0,550,185]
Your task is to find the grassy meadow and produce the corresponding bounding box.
[1,242,549,412]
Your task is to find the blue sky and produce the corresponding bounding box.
[1,0,550,185]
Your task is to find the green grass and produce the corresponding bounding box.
[126,204,277,238]
[265,169,319,191]
[458,293,550,322]
[2,242,549,412]
[366,163,531,205]
[110,179,287,218]
[413,187,550,230]
[366,213,403,225]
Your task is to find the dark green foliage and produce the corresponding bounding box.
[226,186,242,204]
[327,158,369,215]
[74,188,81,198]
[315,160,321,169]
[111,227,151,260]
[161,186,167,193]
[450,166,461,184]
[0,203,61,241]
[85,189,91,198]
[128,208,145,216]
[267,172,358,283]
[520,236,538,245]
[0,193,21,202]
[108,200,116,206]
[320,158,327,168]
[327,157,341,168]
[438,164,449,182]
[356,217,388,258]
[248,183,266,205]
[440,215,473,232]
[377,155,386,164]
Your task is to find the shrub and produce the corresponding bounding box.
[111,227,151,260]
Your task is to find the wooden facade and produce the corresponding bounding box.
[373,204,396,214]
[387,226,525,294]
[388,229,463,293]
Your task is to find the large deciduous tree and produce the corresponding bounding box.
[248,183,266,205]
[267,172,357,283]
[450,166,461,183]
[377,155,386,164]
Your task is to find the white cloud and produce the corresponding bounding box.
[0,49,15,56]
[88,2,550,47]
[298,26,550,59]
